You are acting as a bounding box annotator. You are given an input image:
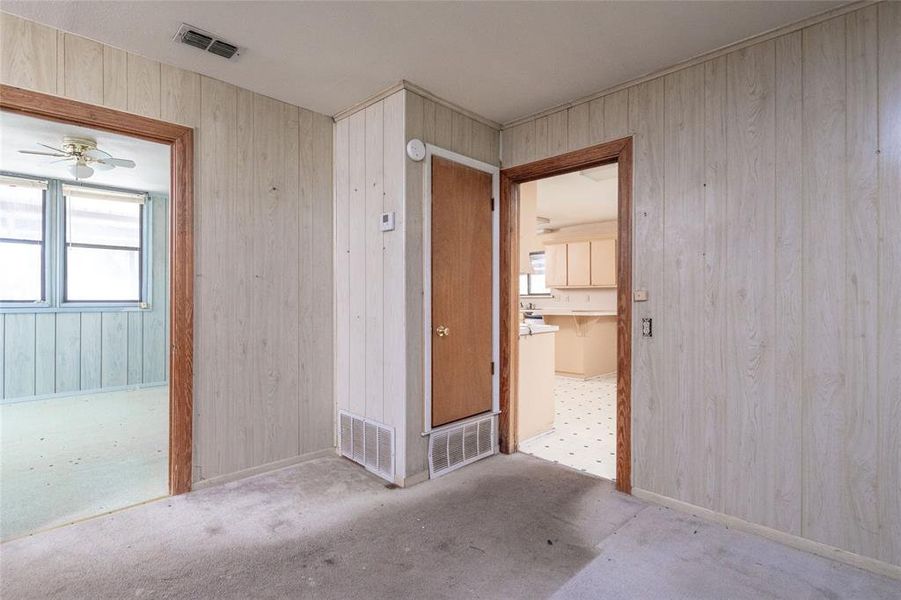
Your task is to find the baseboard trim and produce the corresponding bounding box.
[192,448,335,491]
[632,488,901,581]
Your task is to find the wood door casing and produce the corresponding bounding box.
[431,156,493,427]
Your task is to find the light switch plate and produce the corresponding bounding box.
[380,211,395,232]
[633,289,649,302]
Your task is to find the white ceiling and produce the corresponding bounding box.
[2,1,844,124]
[0,111,170,193]
[536,164,617,229]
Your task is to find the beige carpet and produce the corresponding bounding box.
[0,386,168,540]
[1,453,898,599]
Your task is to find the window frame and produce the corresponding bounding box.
[0,172,154,313]
[519,251,551,298]
[0,174,51,308]
[59,184,150,308]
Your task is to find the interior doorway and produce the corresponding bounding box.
[0,85,194,538]
[499,137,633,493]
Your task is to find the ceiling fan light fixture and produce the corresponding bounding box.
[69,162,94,180]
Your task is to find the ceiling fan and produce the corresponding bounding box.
[18,136,136,180]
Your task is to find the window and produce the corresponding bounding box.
[520,251,550,296]
[63,186,144,303]
[0,174,153,311]
[0,176,47,303]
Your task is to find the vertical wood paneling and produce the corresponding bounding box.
[773,32,804,536]
[54,313,80,393]
[603,89,630,140]
[843,6,880,557]
[702,55,728,514]
[628,78,665,493]
[724,40,778,529]
[404,91,429,478]
[877,0,901,567]
[308,112,335,452]
[334,118,350,415]
[161,64,201,127]
[297,108,315,454]
[0,12,57,93]
[546,110,568,157]
[452,111,472,157]
[102,46,127,110]
[79,313,101,389]
[126,53,161,118]
[567,102,590,151]
[662,64,705,503]
[34,313,55,395]
[364,102,385,422]
[101,312,128,387]
[4,315,36,398]
[127,312,143,384]
[802,16,849,550]
[61,33,103,104]
[434,104,454,149]
[197,76,237,477]
[587,97,605,145]
[383,91,406,473]
[253,95,301,465]
[232,86,254,472]
[347,110,367,417]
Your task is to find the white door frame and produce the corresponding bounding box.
[421,143,500,434]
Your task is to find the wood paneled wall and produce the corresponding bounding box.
[1,195,168,401]
[501,3,900,569]
[0,12,335,484]
[334,89,499,482]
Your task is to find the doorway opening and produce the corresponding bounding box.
[0,85,193,539]
[499,138,632,493]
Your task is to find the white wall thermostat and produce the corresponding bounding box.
[380,211,396,232]
[406,138,426,162]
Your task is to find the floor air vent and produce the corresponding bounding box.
[429,414,496,478]
[338,411,394,482]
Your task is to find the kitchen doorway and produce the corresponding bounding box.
[499,137,633,493]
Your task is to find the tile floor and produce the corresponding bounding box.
[0,386,169,540]
[518,373,617,480]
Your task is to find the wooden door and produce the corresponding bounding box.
[544,243,568,287]
[590,239,616,286]
[567,241,591,286]
[431,156,493,427]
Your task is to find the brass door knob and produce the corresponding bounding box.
[435,325,449,337]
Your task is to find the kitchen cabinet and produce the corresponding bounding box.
[567,241,591,286]
[545,243,568,287]
[590,239,616,287]
[544,238,616,289]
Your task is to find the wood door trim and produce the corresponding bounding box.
[499,136,633,494]
[1,84,195,496]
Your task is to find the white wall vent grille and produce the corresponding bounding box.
[338,410,395,482]
[429,413,497,478]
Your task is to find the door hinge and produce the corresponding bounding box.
[491,361,495,375]
[490,196,495,211]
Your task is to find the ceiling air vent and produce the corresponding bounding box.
[173,24,240,60]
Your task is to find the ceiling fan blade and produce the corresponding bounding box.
[84,148,112,161]
[102,157,136,168]
[51,157,75,164]
[19,150,67,157]
[38,143,68,154]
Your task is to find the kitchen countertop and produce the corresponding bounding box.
[519,323,559,336]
